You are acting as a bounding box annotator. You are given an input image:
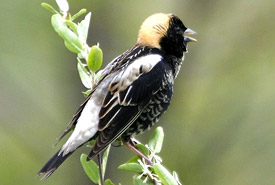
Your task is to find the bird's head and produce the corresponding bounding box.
[137,13,197,58]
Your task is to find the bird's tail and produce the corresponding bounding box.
[37,149,73,180]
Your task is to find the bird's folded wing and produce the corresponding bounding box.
[88,54,165,159]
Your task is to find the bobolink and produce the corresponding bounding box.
[38,13,196,179]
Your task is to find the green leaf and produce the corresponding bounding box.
[77,12,91,43]
[136,144,150,156]
[51,14,66,36]
[77,58,92,89]
[105,179,116,185]
[51,14,83,53]
[126,155,140,164]
[149,127,164,153]
[80,154,100,184]
[60,26,82,53]
[41,3,59,14]
[102,145,111,178]
[153,163,177,185]
[118,163,143,173]
[64,40,80,53]
[65,20,78,34]
[87,44,103,72]
[71,8,87,21]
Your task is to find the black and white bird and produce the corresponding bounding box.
[38,13,196,179]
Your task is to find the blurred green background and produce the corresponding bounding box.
[1,0,274,184]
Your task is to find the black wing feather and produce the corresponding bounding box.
[88,106,141,159]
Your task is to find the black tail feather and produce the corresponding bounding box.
[37,149,73,180]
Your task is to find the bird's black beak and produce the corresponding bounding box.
[184,28,197,42]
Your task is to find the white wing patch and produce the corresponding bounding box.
[104,54,162,107]
[108,54,162,96]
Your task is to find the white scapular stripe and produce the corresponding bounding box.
[115,54,162,92]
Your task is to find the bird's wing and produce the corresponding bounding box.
[88,53,166,159]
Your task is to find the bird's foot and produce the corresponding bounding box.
[124,139,153,166]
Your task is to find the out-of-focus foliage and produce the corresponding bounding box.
[0,0,274,185]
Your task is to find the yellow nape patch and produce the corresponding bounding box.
[137,13,171,49]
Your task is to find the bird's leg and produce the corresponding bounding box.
[124,138,153,166]
[97,153,105,185]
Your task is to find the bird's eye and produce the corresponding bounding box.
[175,26,181,32]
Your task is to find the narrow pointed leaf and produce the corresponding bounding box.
[77,12,91,43]
[118,163,143,173]
[153,163,177,185]
[64,40,80,53]
[65,20,78,34]
[60,26,82,53]
[51,14,65,31]
[41,3,59,14]
[149,127,164,153]
[71,9,87,21]
[77,58,92,89]
[135,144,150,156]
[126,155,140,164]
[80,154,100,184]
